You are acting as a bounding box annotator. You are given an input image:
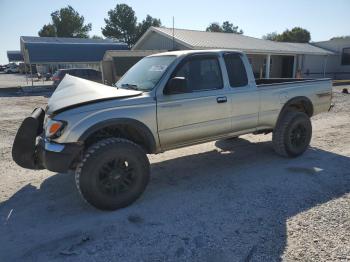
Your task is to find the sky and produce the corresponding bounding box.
[0,0,349,64]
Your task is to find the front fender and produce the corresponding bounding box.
[79,118,157,153]
[51,101,159,152]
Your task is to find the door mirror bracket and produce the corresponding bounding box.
[164,77,188,95]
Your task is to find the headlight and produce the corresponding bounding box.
[45,119,66,138]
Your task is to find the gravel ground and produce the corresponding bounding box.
[0,86,349,262]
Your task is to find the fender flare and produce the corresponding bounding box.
[277,96,314,123]
[78,118,157,153]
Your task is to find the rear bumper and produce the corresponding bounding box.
[12,107,83,173]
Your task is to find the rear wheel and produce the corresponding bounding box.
[272,112,312,157]
[75,138,150,210]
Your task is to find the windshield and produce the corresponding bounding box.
[116,55,176,91]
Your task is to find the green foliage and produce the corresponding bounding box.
[38,6,92,38]
[136,15,162,41]
[222,21,243,34]
[206,22,223,32]
[38,24,56,37]
[330,35,350,40]
[91,35,104,40]
[263,27,311,43]
[102,4,137,47]
[206,21,243,34]
[102,4,161,47]
[262,32,279,41]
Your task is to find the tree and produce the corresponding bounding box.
[263,27,311,43]
[262,32,279,41]
[38,6,92,38]
[38,24,56,37]
[136,15,161,40]
[102,4,138,47]
[222,21,243,34]
[206,21,243,34]
[206,22,223,32]
[102,4,162,47]
[91,35,103,40]
[330,35,350,40]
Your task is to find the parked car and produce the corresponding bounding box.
[12,50,333,211]
[52,68,102,87]
[4,64,19,73]
[0,65,6,72]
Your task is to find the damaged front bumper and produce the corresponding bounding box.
[12,108,82,173]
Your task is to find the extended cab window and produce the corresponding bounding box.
[171,56,223,93]
[224,53,248,87]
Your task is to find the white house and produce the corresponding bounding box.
[311,38,350,79]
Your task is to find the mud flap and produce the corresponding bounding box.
[12,108,45,169]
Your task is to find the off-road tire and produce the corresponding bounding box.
[272,112,312,157]
[75,138,150,211]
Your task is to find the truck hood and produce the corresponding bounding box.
[46,74,142,114]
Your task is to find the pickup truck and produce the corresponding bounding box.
[12,50,333,210]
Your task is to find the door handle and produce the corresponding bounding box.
[217,96,227,103]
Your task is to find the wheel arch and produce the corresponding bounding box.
[78,118,157,154]
[277,96,314,124]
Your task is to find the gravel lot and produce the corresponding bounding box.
[0,85,349,262]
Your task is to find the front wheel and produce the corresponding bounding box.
[272,112,312,157]
[75,138,150,211]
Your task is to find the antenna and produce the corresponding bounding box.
[172,16,175,50]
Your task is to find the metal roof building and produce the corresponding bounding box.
[133,27,335,79]
[133,27,333,56]
[20,36,128,65]
[7,50,24,62]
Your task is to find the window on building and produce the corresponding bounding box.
[341,48,350,65]
[223,53,248,87]
[171,55,223,93]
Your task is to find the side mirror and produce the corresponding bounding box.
[164,77,188,95]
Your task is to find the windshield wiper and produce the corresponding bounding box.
[120,83,139,90]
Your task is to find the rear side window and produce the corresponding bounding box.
[172,56,223,93]
[224,54,248,87]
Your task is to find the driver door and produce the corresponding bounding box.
[157,54,232,150]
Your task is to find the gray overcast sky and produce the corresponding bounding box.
[0,0,349,64]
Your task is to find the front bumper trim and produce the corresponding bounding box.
[44,139,65,152]
[38,138,83,173]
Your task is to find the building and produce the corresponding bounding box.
[132,27,335,79]
[20,36,128,74]
[101,50,166,84]
[312,38,350,79]
[7,50,23,62]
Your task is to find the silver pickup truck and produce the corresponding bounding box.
[12,50,332,210]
